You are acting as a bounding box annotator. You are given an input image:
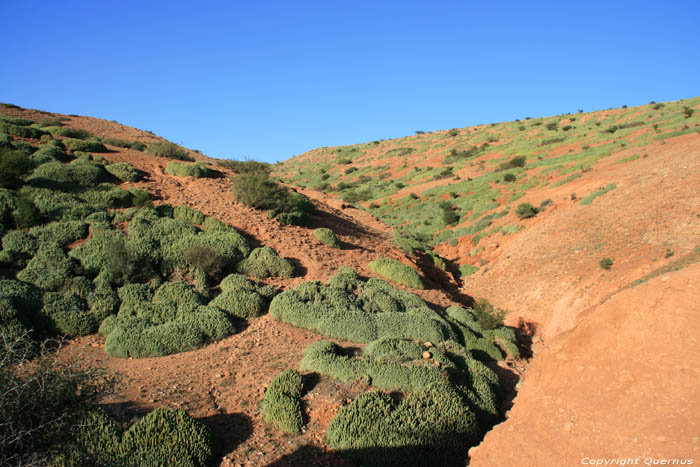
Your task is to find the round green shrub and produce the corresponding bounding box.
[40,291,96,337]
[105,162,143,182]
[262,369,304,434]
[236,246,293,279]
[313,228,341,248]
[17,243,76,291]
[209,288,266,319]
[165,162,210,178]
[173,205,205,225]
[367,258,425,289]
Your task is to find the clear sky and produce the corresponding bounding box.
[2,1,698,163]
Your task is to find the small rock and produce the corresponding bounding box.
[424,342,434,348]
[422,351,431,359]
[434,361,441,368]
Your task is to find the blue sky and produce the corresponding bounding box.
[2,1,698,163]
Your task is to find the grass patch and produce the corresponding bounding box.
[580,183,616,205]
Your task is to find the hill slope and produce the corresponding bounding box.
[278,97,700,465]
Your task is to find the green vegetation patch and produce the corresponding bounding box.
[105,162,143,182]
[165,162,211,178]
[236,246,294,279]
[305,338,503,466]
[261,369,305,434]
[75,407,215,466]
[313,227,341,248]
[580,183,616,205]
[147,141,193,161]
[368,258,424,289]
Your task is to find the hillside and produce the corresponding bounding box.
[1,97,698,466]
[277,97,700,464]
[0,103,524,466]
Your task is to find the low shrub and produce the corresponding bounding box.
[236,246,294,279]
[231,172,314,225]
[0,121,46,139]
[459,264,479,277]
[29,145,69,165]
[29,160,110,188]
[261,369,304,434]
[105,162,143,182]
[316,338,504,466]
[368,258,424,289]
[503,173,517,182]
[600,257,613,270]
[147,141,193,161]
[0,148,34,189]
[313,228,341,248]
[39,290,96,337]
[165,162,211,178]
[42,126,92,139]
[0,114,34,126]
[17,243,76,291]
[29,221,88,247]
[497,156,526,170]
[184,244,226,279]
[129,188,152,207]
[63,138,107,153]
[75,407,216,466]
[515,203,539,219]
[217,158,271,174]
[270,270,453,344]
[79,184,134,209]
[173,205,206,225]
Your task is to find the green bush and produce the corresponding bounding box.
[269,271,454,344]
[368,258,424,289]
[17,243,76,291]
[42,126,92,139]
[236,246,294,279]
[165,162,211,178]
[183,244,226,279]
[516,203,539,219]
[69,228,128,277]
[29,160,110,188]
[0,148,34,189]
[217,158,271,174]
[19,185,95,221]
[74,407,215,466]
[36,116,67,128]
[459,264,479,277]
[503,173,517,182]
[105,162,143,182]
[261,369,304,434]
[29,221,88,246]
[497,156,526,170]
[600,257,613,270]
[0,114,34,126]
[78,184,134,209]
[63,139,107,153]
[231,172,314,225]
[29,145,69,165]
[147,141,193,161]
[129,188,152,207]
[173,205,206,225]
[313,228,341,248]
[0,121,46,139]
[39,290,96,337]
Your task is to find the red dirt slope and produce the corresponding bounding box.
[468,261,700,466]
